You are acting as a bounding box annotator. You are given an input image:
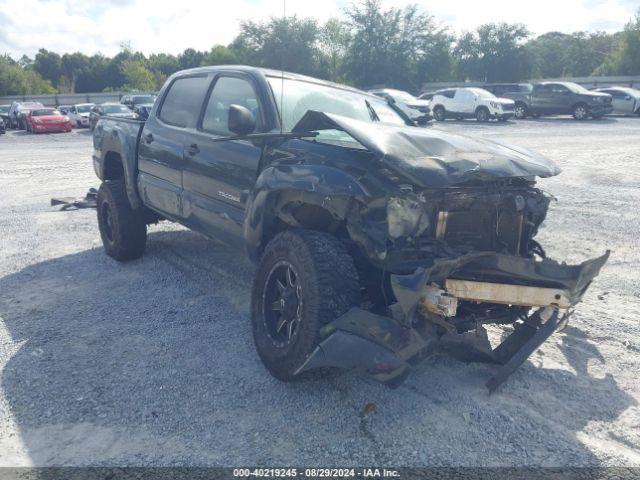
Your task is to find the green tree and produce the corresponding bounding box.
[33,49,62,87]
[527,31,618,78]
[318,18,351,82]
[203,45,238,66]
[0,55,56,96]
[596,9,640,75]
[178,48,206,69]
[121,60,156,91]
[453,23,531,82]
[343,0,448,91]
[232,16,321,76]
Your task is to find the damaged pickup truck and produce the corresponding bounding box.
[92,66,608,390]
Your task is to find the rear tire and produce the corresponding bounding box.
[97,180,147,261]
[251,229,360,381]
[433,106,446,122]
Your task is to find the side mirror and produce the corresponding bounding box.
[228,104,256,136]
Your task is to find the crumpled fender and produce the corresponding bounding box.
[243,164,370,261]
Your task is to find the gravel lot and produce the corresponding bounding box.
[0,118,639,468]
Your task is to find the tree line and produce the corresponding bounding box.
[1,0,639,97]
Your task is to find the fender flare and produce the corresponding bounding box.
[243,164,370,261]
[95,124,143,209]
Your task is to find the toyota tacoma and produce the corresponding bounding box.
[92,66,608,390]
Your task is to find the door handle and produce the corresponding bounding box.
[144,132,154,143]
[187,143,200,155]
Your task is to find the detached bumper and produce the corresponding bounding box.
[296,251,609,390]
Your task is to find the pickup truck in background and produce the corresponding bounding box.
[92,66,608,390]
[493,81,613,120]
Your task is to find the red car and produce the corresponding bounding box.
[26,108,72,133]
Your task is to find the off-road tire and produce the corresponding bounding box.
[476,106,489,122]
[251,229,360,381]
[97,180,147,261]
[572,103,589,120]
[433,106,446,121]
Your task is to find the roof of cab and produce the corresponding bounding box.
[173,65,380,99]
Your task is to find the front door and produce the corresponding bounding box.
[182,74,264,242]
[137,74,211,220]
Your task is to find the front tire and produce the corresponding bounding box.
[433,106,446,122]
[251,229,360,381]
[572,103,589,120]
[476,107,489,122]
[97,180,147,261]
[514,102,528,119]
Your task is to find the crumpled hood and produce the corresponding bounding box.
[293,111,561,187]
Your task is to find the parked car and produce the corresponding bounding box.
[0,116,5,134]
[430,87,515,122]
[7,101,45,129]
[92,66,607,390]
[67,103,95,128]
[369,88,431,124]
[133,103,154,120]
[593,86,640,116]
[25,108,72,133]
[120,94,157,110]
[0,104,11,126]
[89,103,138,130]
[498,82,613,120]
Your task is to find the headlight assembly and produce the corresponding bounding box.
[387,196,430,239]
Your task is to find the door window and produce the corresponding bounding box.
[201,76,261,136]
[158,75,210,128]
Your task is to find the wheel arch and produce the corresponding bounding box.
[244,165,369,262]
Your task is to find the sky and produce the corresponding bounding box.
[0,0,638,59]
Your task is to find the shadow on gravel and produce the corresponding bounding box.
[0,229,636,466]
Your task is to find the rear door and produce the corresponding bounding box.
[137,74,210,220]
[531,84,553,113]
[181,73,265,242]
[606,89,633,114]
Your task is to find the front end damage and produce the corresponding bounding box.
[296,251,609,391]
[290,111,609,390]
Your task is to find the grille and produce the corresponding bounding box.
[502,104,514,111]
[435,209,523,254]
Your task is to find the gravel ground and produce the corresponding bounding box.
[0,118,639,467]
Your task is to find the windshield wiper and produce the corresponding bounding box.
[365,100,380,122]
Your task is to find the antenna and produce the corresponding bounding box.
[280,0,286,134]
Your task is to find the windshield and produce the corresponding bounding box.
[103,105,132,114]
[0,105,9,114]
[269,78,406,130]
[469,88,496,99]
[76,105,93,113]
[32,109,59,116]
[132,95,156,104]
[563,82,589,93]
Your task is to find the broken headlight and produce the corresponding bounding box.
[387,196,430,240]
